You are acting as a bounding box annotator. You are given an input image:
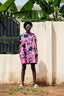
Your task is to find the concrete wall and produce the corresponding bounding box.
[0,21,64,85]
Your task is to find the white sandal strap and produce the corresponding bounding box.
[19,84,24,88]
[33,84,39,88]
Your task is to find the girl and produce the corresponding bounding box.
[18,21,39,88]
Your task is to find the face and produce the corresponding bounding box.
[25,24,31,32]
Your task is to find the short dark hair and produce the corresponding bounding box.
[23,21,33,29]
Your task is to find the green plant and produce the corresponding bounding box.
[13,0,64,21]
[0,0,64,21]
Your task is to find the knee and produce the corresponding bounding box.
[22,65,26,71]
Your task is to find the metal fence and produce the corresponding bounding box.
[0,12,20,54]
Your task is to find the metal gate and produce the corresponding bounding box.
[0,15,20,54]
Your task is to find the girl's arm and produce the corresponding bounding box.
[35,39,37,46]
[34,34,37,46]
[18,36,21,44]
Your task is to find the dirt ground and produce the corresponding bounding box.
[0,83,64,96]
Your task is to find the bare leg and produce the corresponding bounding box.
[21,64,26,86]
[31,64,36,85]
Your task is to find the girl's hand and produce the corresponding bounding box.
[17,40,21,44]
[35,39,37,46]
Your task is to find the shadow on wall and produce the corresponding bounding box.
[36,61,48,86]
[52,23,57,84]
[36,23,57,86]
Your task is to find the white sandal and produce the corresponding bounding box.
[19,84,24,88]
[33,84,39,88]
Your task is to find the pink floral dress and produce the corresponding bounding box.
[19,32,38,64]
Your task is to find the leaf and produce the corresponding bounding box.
[51,0,61,7]
[60,5,64,14]
[0,0,15,12]
[8,2,18,13]
[20,0,35,11]
[45,0,54,2]
[61,0,64,3]
[0,2,2,6]
[12,11,26,18]
[37,0,54,15]
[13,10,48,22]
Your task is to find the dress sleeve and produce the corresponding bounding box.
[34,34,37,44]
[18,35,21,42]
[19,36,21,40]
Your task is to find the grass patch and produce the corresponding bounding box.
[26,88,30,91]
[23,92,28,95]
[42,91,49,95]
[9,92,15,95]
[0,84,49,96]
[31,89,37,92]
[0,91,8,93]
[21,87,49,95]
[9,86,26,94]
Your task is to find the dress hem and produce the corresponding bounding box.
[21,63,37,64]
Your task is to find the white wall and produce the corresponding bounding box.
[52,22,64,84]
[0,22,64,85]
